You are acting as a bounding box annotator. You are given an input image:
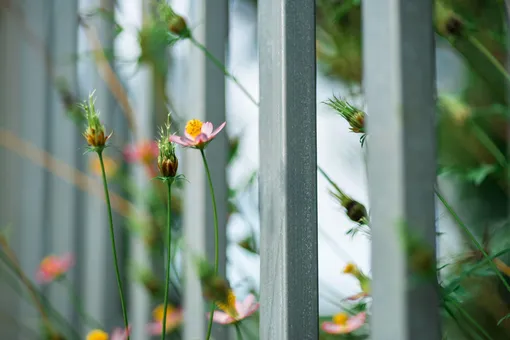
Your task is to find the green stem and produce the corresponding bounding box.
[162,179,173,340]
[98,151,130,338]
[446,297,494,340]
[200,149,219,340]
[469,36,510,85]
[436,188,510,294]
[235,323,245,340]
[189,36,259,107]
[61,277,103,330]
[469,122,507,167]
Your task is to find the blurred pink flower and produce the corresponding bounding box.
[111,326,131,340]
[321,312,366,334]
[170,119,226,149]
[123,140,159,165]
[207,293,259,325]
[147,305,183,335]
[86,326,130,340]
[36,253,74,284]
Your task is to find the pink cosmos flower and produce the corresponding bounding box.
[111,326,131,340]
[169,119,226,149]
[146,305,183,335]
[86,326,130,340]
[36,253,74,284]
[321,312,366,334]
[123,140,159,165]
[207,293,259,325]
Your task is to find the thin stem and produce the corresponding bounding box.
[189,36,259,107]
[470,122,507,167]
[200,149,219,340]
[446,297,494,340]
[61,277,103,329]
[469,36,510,85]
[235,323,245,340]
[98,151,130,338]
[162,179,173,340]
[436,188,510,294]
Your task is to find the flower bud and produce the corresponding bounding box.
[158,155,178,178]
[157,114,178,178]
[169,15,189,37]
[80,91,111,149]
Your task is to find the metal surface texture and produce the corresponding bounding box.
[183,0,229,339]
[258,0,318,339]
[363,0,440,339]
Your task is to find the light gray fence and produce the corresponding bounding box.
[0,0,442,339]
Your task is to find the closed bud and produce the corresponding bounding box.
[169,15,189,37]
[344,199,368,223]
[158,155,178,178]
[157,114,178,178]
[80,90,111,149]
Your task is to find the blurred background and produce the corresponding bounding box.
[2,0,510,339]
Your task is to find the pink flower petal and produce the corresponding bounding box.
[170,135,192,146]
[111,326,130,340]
[123,145,138,162]
[321,322,346,334]
[210,122,226,138]
[208,311,236,325]
[239,294,256,316]
[59,253,75,271]
[243,302,259,318]
[346,312,366,331]
[147,322,163,336]
[201,122,213,136]
[321,312,366,335]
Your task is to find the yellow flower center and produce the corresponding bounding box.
[333,312,349,326]
[185,119,203,139]
[153,304,176,322]
[86,329,109,340]
[343,262,358,275]
[216,289,238,318]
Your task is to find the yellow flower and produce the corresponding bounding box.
[185,119,204,139]
[333,312,349,325]
[343,262,358,276]
[153,304,176,322]
[86,329,108,340]
[216,289,238,318]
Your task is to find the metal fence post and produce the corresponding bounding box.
[363,1,441,339]
[183,0,229,339]
[47,0,80,327]
[258,0,318,339]
[80,0,121,332]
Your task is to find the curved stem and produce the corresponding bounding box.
[436,188,510,294]
[235,323,245,340]
[162,179,173,340]
[189,36,259,107]
[98,151,130,338]
[61,277,103,329]
[200,149,219,340]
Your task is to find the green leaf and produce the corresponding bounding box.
[465,164,498,185]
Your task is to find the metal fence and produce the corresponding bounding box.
[0,0,441,339]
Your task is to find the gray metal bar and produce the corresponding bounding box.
[363,1,440,339]
[258,0,318,339]
[47,0,79,325]
[80,0,120,331]
[183,0,229,339]
[127,1,154,339]
[17,1,52,337]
